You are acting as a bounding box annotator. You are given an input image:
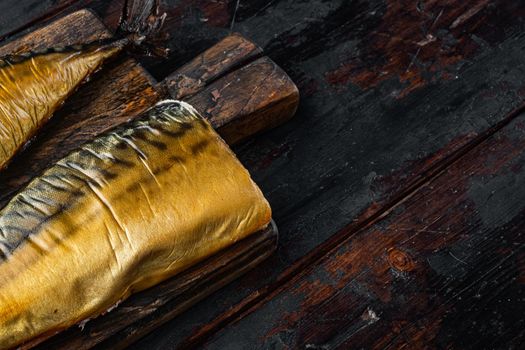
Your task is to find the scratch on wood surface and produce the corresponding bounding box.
[238,66,276,116]
[230,0,241,31]
[450,0,490,29]
[416,33,436,46]
[449,251,468,265]
[448,250,520,302]
[406,8,443,72]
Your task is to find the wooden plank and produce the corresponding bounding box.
[200,109,525,349]
[163,34,298,144]
[0,8,297,349]
[0,7,109,53]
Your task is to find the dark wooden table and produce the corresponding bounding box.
[3,1,525,349]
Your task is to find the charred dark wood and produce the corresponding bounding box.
[200,109,525,349]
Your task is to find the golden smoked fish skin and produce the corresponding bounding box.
[0,100,271,349]
[0,44,122,170]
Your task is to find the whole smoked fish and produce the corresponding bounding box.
[0,100,272,348]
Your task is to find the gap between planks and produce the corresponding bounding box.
[179,101,525,349]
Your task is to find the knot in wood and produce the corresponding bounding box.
[387,248,415,272]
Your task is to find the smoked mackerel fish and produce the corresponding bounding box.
[0,100,272,348]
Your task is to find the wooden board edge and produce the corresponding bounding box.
[162,33,299,145]
[217,62,300,145]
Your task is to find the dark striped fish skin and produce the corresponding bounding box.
[0,100,271,349]
[0,41,125,171]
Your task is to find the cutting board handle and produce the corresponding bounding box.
[160,33,300,144]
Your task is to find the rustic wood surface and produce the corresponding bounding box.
[3,0,525,349]
[199,107,525,349]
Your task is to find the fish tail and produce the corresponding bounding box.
[116,0,168,57]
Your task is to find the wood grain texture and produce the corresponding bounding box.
[161,33,298,144]
[0,8,110,54]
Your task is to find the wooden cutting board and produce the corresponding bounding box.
[0,9,298,349]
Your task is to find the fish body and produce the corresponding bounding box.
[0,100,271,348]
[0,42,124,170]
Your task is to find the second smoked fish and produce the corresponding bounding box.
[0,43,124,170]
[0,0,166,171]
